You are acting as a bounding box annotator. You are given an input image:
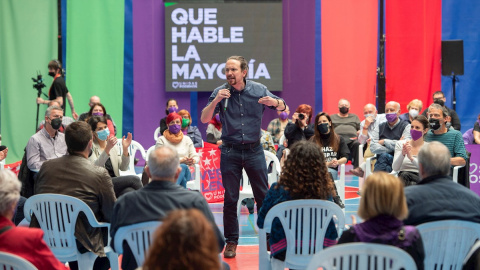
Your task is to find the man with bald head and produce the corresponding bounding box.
[404,142,480,225]
[330,99,361,167]
[370,101,411,172]
[110,145,225,270]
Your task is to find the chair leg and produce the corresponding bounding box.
[77,251,97,270]
[106,251,119,270]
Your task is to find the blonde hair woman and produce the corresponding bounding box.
[337,172,425,270]
[399,99,423,123]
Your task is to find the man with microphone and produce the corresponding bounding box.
[201,55,286,258]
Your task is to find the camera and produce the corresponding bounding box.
[298,113,305,120]
[32,74,46,91]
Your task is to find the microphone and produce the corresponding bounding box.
[224,84,231,111]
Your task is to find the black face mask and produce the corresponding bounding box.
[317,123,330,134]
[434,98,445,107]
[50,118,62,130]
[429,118,441,131]
[339,107,349,114]
[48,72,55,77]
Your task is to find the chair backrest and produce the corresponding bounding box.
[154,127,161,142]
[117,140,146,175]
[145,145,156,163]
[23,194,101,262]
[279,135,286,146]
[259,199,345,270]
[114,221,162,267]
[417,219,480,270]
[306,243,417,270]
[0,252,38,270]
[264,150,281,186]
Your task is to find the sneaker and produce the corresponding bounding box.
[349,167,365,177]
[224,242,237,258]
[245,198,255,214]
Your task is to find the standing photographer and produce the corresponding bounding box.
[284,104,314,148]
[36,60,78,120]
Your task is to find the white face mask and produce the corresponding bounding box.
[409,109,419,118]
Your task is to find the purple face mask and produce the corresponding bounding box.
[215,114,220,122]
[410,129,423,141]
[92,112,104,116]
[168,107,178,114]
[279,111,288,120]
[386,113,398,123]
[168,124,181,134]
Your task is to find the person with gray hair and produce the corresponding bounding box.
[0,170,68,269]
[110,145,226,270]
[26,105,67,172]
[404,141,480,226]
[369,101,411,172]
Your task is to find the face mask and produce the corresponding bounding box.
[317,123,330,134]
[50,118,62,130]
[410,129,423,141]
[181,118,190,129]
[429,118,441,131]
[168,107,177,114]
[409,109,419,118]
[339,107,349,114]
[279,111,288,120]
[96,129,110,141]
[434,99,445,107]
[92,112,104,116]
[215,114,220,122]
[169,124,181,134]
[48,72,55,77]
[364,114,374,119]
[386,112,398,123]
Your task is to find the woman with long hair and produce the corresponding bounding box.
[283,104,314,148]
[311,112,349,180]
[143,209,222,270]
[338,172,425,270]
[86,102,116,137]
[178,109,203,148]
[257,140,338,262]
[88,116,142,197]
[392,115,429,185]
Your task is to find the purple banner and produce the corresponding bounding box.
[466,145,480,196]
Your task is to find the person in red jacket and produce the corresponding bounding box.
[0,170,67,270]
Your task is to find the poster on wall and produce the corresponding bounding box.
[165,2,283,92]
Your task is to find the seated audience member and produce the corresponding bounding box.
[312,112,349,180]
[0,146,7,161]
[37,100,75,132]
[370,101,411,173]
[404,142,480,225]
[257,141,339,262]
[145,210,227,270]
[464,128,474,145]
[159,98,178,135]
[399,99,423,124]
[178,109,203,148]
[473,114,480,144]
[284,104,314,148]
[78,95,101,121]
[111,146,225,270]
[26,105,67,172]
[421,91,461,130]
[350,104,387,177]
[0,170,68,270]
[330,99,361,167]
[85,103,116,137]
[156,112,199,188]
[392,115,429,185]
[88,116,142,197]
[206,113,222,145]
[425,104,467,168]
[267,105,291,144]
[33,121,116,270]
[261,129,276,155]
[338,172,425,270]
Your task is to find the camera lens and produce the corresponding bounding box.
[298,113,305,120]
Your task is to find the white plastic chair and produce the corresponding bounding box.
[259,199,345,270]
[306,243,417,270]
[452,164,465,183]
[0,252,38,270]
[117,140,146,178]
[237,150,281,216]
[113,221,162,267]
[153,127,161,142]
[23,194,119,270]
[278,135,286,146]
[364,154,377,180]
[335,164,346,211]
[0,159,4,170]
[417,219,480,270]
